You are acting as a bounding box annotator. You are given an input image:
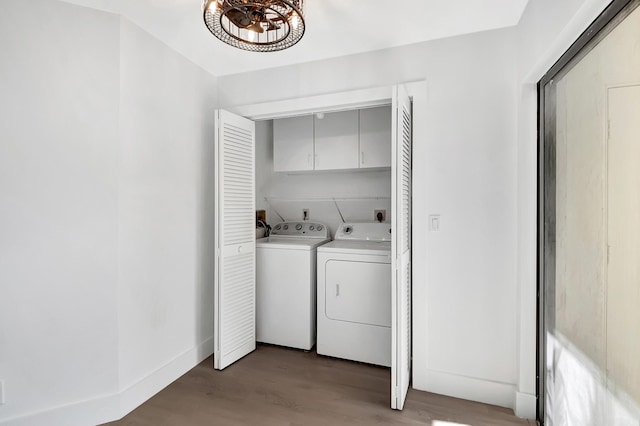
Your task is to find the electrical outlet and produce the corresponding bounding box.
[374,210,386,222]
[303,208,309,221]
[0,380,5,405]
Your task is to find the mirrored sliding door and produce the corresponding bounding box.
[539,1,640,424]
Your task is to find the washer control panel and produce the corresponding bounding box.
[271,222,328,238]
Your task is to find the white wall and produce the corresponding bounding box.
[255,120,392,237]
[0,1,120,423]
[221,28,521,411]
[0,1,217,425]
[117,18,217,414]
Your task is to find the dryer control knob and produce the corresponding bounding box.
[283,224,289,230]
[309,225,315,231]
[296,224,303,231]
[317,225,323,231]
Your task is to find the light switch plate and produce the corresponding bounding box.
[429,215,440,231]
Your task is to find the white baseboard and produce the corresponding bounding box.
[118,337,214,417]
[0,392,120,426]
[415,369,516,410]
[515,391,537,419]
[0,337,214,426]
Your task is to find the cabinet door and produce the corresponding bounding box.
[359,106,392,168]
[273,115,314,172]
[314,110,359,170]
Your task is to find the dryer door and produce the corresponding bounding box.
[325,259,391,327]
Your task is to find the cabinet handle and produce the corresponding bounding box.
[361,152,365,165]
[315,154,318,168]
[336,283,340,297]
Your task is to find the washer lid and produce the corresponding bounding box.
[256,236,331,250]
[317,240,391,256]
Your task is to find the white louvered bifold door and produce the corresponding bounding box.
[214,109,256,370]
[391,85,412,410]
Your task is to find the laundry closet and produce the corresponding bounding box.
[255,105,393,364]
[213,85,413,410]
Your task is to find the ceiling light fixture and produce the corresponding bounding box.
[202,0,305,52]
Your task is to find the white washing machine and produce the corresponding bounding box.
[256,221,330,350]
[317,222,392,367]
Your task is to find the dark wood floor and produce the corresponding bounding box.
[106,344,537,426]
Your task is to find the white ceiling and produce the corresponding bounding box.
[60,0,530,77]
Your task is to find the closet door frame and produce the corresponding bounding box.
[229,82,423,410]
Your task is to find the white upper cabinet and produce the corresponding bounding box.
[272,106,391,172]
[314,110,360,171]
[273,115,314,172]
[359,106,392,168]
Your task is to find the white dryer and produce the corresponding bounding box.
[317,222,392,367]
[256,222,330,350]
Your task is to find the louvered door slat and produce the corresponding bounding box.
[214,110,256,370]
[391,85,412,410]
